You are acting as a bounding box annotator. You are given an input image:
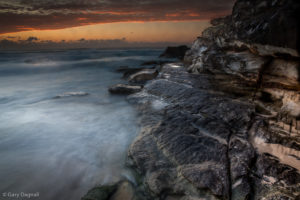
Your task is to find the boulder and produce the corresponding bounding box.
[160,45,190,60]
[108,84,142,94]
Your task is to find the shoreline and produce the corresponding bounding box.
[82,0,300,198]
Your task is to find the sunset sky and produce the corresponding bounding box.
[0,0,235,48]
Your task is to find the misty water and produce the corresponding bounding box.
[0,49,162,200]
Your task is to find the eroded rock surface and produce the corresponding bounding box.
[126,0,300,199]
[127,61,300,199]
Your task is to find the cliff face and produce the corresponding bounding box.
[185,0,300,126]
[125,0,300,200]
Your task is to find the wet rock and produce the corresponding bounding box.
[127,65,257,200]
[82,181,143,200]
[128,61,300,200]
[108,84,142,94]
[81,184,117,200]
[128,69,159,84]
[160,46,190,60]
[126,0,300,199]
[109,181,134,200]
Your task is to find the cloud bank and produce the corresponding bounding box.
[0,0,235,34]
[0,36,187,50]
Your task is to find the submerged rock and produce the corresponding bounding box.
[108,84,142,95]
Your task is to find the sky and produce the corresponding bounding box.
[0,0,235,49]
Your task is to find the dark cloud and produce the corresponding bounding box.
[0,0,235,34]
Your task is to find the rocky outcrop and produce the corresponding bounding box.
[125,0,300,200]
[127,64,256,200]
[160,46,190,60]
[184,0,300,133]
[108,84,142,95]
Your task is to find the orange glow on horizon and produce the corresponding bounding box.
[0,20,211,43]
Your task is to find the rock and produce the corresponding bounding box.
[127,65,256,200]
[184,0,300,129]
[198,0,300,57]
[252,154,300,199]
[160,46,190,60]
[82,181,140,200]
[81,184,117,200]
[109,181,135,200]
[108,84,142,94]
[231,0,300,53]
[128,69,159,84]
[125,0,300,199]
[127,61,300,200]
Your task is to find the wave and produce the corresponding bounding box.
[1,55,154,68]
[54,92,89,99]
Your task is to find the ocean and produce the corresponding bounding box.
[0,48,162,200]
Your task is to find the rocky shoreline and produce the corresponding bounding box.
[83,0,300,199]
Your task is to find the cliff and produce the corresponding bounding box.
[126,0,300,200]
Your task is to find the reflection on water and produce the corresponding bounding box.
[0,49,162,200]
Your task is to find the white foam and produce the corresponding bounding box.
[54,91,89,98]
[151,99,169,110]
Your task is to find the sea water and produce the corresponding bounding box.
[0,48,162,200]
